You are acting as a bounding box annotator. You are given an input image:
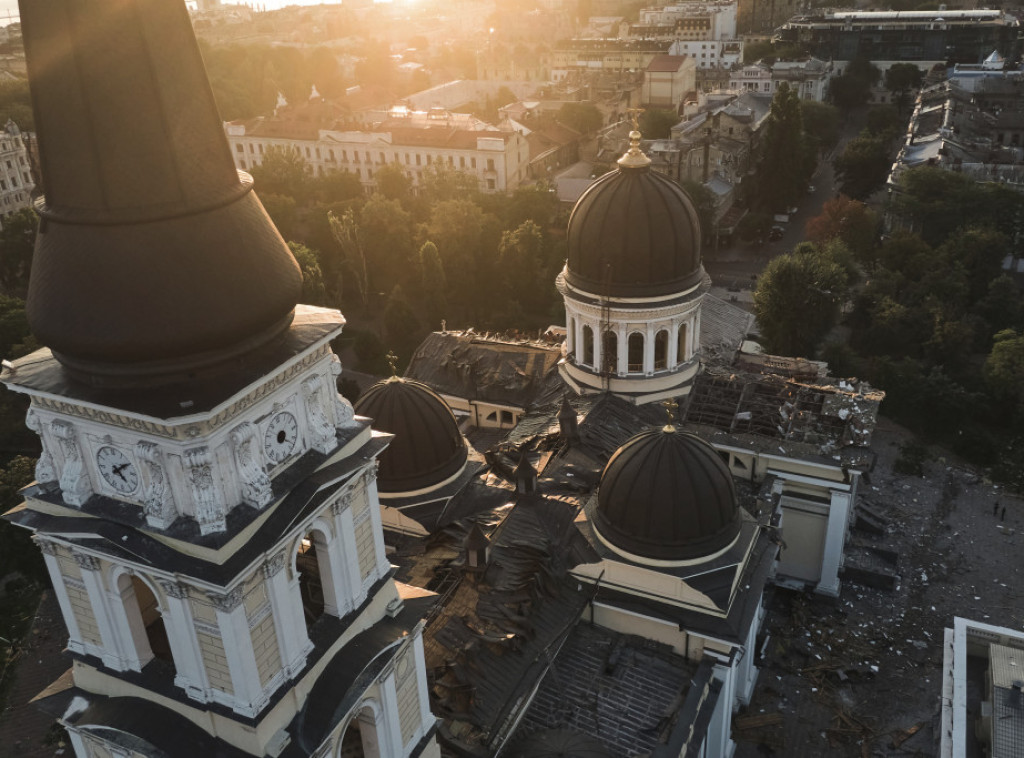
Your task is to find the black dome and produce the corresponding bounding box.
[565,163,703,299]
[594,427,739,562]
[355,378,467,494]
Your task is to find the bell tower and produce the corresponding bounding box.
[3,1,439,756]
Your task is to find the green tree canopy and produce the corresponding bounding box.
[557,102,603,134]
[639,108,678,140]
[829,56,880,110]
[884,63,924,113]
[985,329,1024,422]
[0,207,38,297]
[832,133,891,200]
[288,241,327,306]
[251,145,308,201]
[799,100,840,153]
[753,242,850,356]
[804,195,879,265]
[754,83,815,212]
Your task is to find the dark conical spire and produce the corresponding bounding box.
[22,0,302,383]
[514,450,538,496]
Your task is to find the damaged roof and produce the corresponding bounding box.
[405,331,565,409]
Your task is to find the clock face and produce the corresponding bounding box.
[96,446,139,495]
[264,412,299,463]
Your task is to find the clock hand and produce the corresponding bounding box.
[112,462,130,480]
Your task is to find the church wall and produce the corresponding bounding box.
[52,546,104,649]
[250,607,283,689]
[395,644,422,744]
[190,592,236,696]
[591,601,690,656]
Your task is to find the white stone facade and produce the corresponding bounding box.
[559,269,706,405]
[21,337,356,535]
[224,122,530,195]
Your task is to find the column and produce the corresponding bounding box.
[210,588,265,716]
[332,489,365,605]
[157,580,210,702]
[263,551,311,677]
[616,326,627,375]
[816,491,851,597]
[592,322,602,371]
[75,554,134,671]
[364,469,391,579]
[668,321,680,368]
[377,662,405,755]
[37,542,83,653]
[645,326,655,374]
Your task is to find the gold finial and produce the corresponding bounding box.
[661,398,678,432]
[618,109,651,168]
[386,350,399,377]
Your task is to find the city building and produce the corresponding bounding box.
[777,10,1021,69]
[551,38,671,78]
[642,54,698,108]
[0,118,35,223]
[3,2,439,756]
[225,110,531,194]
[940,617,1024,758]
[726,58,831,102]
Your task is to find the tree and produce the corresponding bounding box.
[832,133,891,200]
[639,108,678,140]
[374,162,413,205]
[557,102,603,134]
[754,83,814,212]
[804,195,879,265]
[310,169,364,205]
[0,80,35,131]
[358,195,415,295]
[829,56,880,110]
[327,208,370,308]
[985,329,1024,422]
[0,207,38,296]
[417,162,480,205]
[260,193,298,241]
[498,220,550,316]
[865,106,902,139]
[383,285,422,363]
[884,63,923,114]
[753,243,850,356]
[799,100,840,153]
[288,242,327,306]
[251,145,308,200]
[414,241,448,328]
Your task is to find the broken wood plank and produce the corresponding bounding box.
[734,712,785,730]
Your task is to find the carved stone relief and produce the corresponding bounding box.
[25,409,57,484]
[229,422,273,509]
[51,420,91,506]
[136,441,177,529]
[184,447,224,534]
[302,376,337,454]
[329,355,357,429]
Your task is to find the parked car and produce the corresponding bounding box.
[768,225,785,241]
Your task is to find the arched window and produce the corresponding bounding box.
[339,702,385,758]
[628,333,644,373]
[296,530,331,630]
[603,331,618,373]
[582,325,594,366]
[677,323,688,364]
[117,573,174,669]
[654,330,669,370]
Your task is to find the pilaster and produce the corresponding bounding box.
[209,588,266,716]
[816,491,851,597]
[157,580,211,702]
[412,625,435,732]
[263,551,312,677]
[37,541,84,653]
[378,660,404,754]
[75,553,132,671]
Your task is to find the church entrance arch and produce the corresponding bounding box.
[338,702,384,758]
